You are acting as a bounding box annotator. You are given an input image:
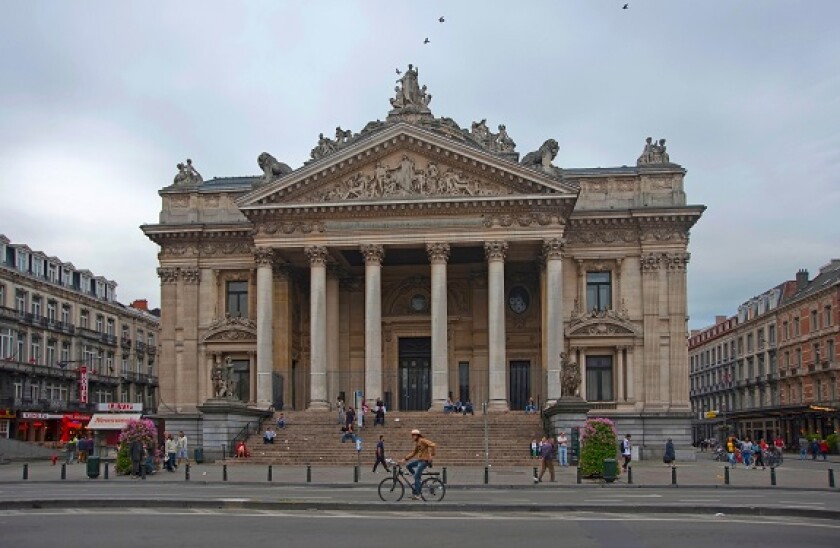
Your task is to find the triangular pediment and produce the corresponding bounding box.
[237,124,579,212]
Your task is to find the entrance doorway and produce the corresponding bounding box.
[509,360,531,411]
[398,337,431,411]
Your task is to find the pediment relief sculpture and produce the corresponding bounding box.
[566,304,638,338]
[304,157,508,203]
[202,314,257,343]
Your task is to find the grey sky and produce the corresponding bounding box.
[1,1,838,329]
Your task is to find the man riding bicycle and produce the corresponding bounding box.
[401,429,437,501]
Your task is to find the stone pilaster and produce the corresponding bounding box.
[157,267,179,410]
[665,252,691,410]
[485,241,508,412]
[361,244,385,405]
[253,247,275,408]
[543,238,564,403]
[305,246,330,410]
[640,252,663,407]
[427,242,450,410]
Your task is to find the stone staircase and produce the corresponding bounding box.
[233,410,546,466]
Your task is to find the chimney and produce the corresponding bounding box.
[715,315,727,325]
[130,299,149,311]
[795,269,809,290]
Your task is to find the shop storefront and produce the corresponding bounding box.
[0,408,14,439]
[87,403,143,458]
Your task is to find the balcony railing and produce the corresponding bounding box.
[120,338,131,349]
[136,341,147,353]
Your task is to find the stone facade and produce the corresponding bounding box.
[142,68,704,456]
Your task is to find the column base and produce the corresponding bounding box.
[429,399,447,412]
[487,400,509,413]
[306,401,330,411]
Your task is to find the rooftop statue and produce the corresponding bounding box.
[173,158,203,186]
[521,139,561,177]
[389,64,432,113]
[257,152,292,186]
[636,137,672,166]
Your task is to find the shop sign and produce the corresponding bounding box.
[0,409,15,419]
[79,365,89,404]
[96,402,143,412]
[21,412,49,419]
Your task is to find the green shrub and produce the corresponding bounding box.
[827,433,838,454]
[115,443,131,475]
[579,417,619,478]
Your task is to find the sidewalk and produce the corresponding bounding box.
[2,453,838,490]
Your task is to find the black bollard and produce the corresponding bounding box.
[185,463,190,481]
[354,465,359,483]
[484,466,489,485]
[223,464,228,482]
[576,466,581,484]
[306,464,312,483]
[770,466,776,486]
[829,468,835,489]
[104,462,109,480]
[141,461,146,480]
[61,463,66,480]
[671,466,677,486]
[268,465,273,482]
[724,465,730,485]
[627,465,633,484]
[442,467,448,485]
[23,463,28,480]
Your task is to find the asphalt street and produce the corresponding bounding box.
[1,510,838,548]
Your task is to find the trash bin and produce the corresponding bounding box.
[194,447,204,464]
[602,458,618,483]
[86,456,101,479]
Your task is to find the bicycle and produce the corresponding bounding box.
[763,448,783,468]
[377,459,446,502]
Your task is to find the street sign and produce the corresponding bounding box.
[704,411,718,419]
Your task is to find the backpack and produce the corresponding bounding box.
[618,441,624,453]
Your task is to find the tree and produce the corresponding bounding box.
[579,417,618,478]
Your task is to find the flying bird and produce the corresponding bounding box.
[439,16,445,23]
[622,3,629,8]
[424,37,430,44]
[396,68,401,75]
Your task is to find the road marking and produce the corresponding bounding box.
[778,501,823,505]
[679,499,721,503]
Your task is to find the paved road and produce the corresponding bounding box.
[1,509,838,548]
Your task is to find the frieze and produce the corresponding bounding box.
[169,195,189,208]
[160,243,198,257]
[483,212,557,228]
[199,241,253,256]
[663,252,690,271]
[567,228,637,245]
[639,227,687,242]
[307,158,505,202]
[257,221,325,235]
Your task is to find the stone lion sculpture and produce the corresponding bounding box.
[257,152,293,185]
[521,138,560,174]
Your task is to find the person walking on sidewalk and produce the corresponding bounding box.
[164,433,178,472]
[372,434,390,473]
[401,429,437,501]
[799,435,808,460]
[534,437,556,483]
[663,438,676,466]
[621,434,632,471]
[176,431,188,466]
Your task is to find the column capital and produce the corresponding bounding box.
[305,245,329,266]
[663,252,691,271]
[542,238,566,261]
[157,267,179,284]
[484,241,508,262]
[640,252,663,272]
[252,247,276,267]
[181,266,201,284]
[360,244,385,265]
[426,242,450,264]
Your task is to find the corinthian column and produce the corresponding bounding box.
[543,238,565,404]
[427,242,450,410]
[361,244,385,406]
[485,241,509,412]
[306,246,329,410]
[253,247,275,409]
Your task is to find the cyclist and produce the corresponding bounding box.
[401,428,437,501]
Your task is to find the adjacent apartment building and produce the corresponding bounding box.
[690,260,840,445]
[0,234,160,442]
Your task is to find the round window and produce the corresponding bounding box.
[410,294,428,312]
[508,286,530,314]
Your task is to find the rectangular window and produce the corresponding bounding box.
[585,356,613,402]
[0,284,4,308]
[585,272,612,312]
[0,328,15,360]
[768,325,776,345]
[95,315,104,333]
[80,309,89,329]
[226,281,249,317]
[828,340,835,362]
[826,305,833,327]
[107,318,115,336]
[46,341,55,366]
[60,343,70,364]
[814,343,821,365]
[794,318,800,336]
[61,304,71,324]
[47,301,56,322]
[796,348,802,368]
[15,289,26,312]
[105,352,114,374]
[811,310,819,332]
[747,333,753,353]
[31,296,42,317]
[782,321,789,340]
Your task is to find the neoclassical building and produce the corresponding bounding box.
[143,67,704,449]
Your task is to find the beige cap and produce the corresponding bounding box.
[411,429,421,435]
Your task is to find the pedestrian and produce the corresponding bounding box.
[819,439,829,460]
[129,438,143,478]
[176,430,188,466]
[727,436,737,467]
[798,435,808,460]
[557,430,569,467]
[345,406,356,430]
[263,426,276,444]
[663,438,676,466]
[65,434,78,464]
[530,439,538,459]
[336,396,345,425]
[374,399,386,427]
[276,413,286,429]
[534,437,556,483]
[741,438,753,469]
[753,439,766,470]
[372,434,390,473]
[810,438,820,460]
[164,433,177,472]
[621,434,632,471]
